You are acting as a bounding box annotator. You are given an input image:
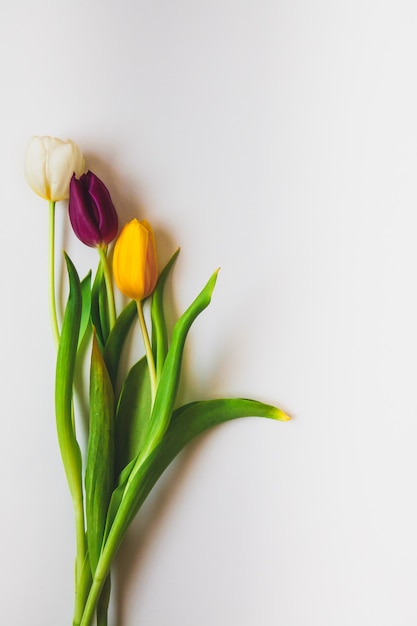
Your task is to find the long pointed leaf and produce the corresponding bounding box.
[91,264,109,349]
[85,333,115,573]
[97,398,289,595]
[55,254,83,501]
[102,457,136,545]
[124,398,290,527]
[137,269,219,465]
[78,272,92,351]
[103,300,137,389]
[115,356,151,476]
[151,248,180,379]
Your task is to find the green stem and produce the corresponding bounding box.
[136,299,157,404]
[98,246,116,331]
[49,200,60,346]
[73,499,88,623]
[78,491,133,626]
[75,506,86,577]
[96,576,111,626]
[79,571,106,626]
[55,256,87,625]
[73,553,92,626]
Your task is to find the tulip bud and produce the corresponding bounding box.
[24,136,86,202]
[68,171,119,248]
[113,218,158,300]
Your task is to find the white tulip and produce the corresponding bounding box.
[24,136,86,202]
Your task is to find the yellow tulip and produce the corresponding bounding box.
[113,218,158,300]
[24,135,86,202]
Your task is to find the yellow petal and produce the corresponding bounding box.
[113,219,149,300]
[141,220,158,297]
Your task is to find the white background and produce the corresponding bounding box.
[2,1,417,624]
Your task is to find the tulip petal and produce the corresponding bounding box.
[24,137,49,199]
[87,173,118,243]
[69,174,102,247]
[24,136,85,201]
[48,139,84,201]
[113,219,150,300]
[142,220,158,296]
[69,172,119,247]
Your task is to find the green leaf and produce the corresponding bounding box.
[103,300,137,389]
[76,551,93,620]
[85,334,115,573]
[78,271,92,351]
[126,398,290,525]
[96,575,111,626]
[99,398,289,581]
[151,248,180,380]
[138,269,219,464]
[101,458,135,545]
[91,264,109,349]
[55,254,83,502]
[115,356,152,476]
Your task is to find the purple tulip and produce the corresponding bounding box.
[69,171,118,247]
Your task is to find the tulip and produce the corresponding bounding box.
[69,171,118,248]
[113,219,158,301]
[24,136,85,202]
[113,218,159,404]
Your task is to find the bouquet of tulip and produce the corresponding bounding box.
[24,136,290,626]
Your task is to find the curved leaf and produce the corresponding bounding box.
[78,271,92,351]
[137,269,219,466]
[151,248,180,380]
[85,334,115,573]
[55,254,83,502]
[97,398,289,595]
[91,264,109,349]
[115,356,152,476]
[125,397,290,526]
[103,300,137,388]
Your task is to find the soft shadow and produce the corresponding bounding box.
[81,151,147,226]
[113,429,218,626]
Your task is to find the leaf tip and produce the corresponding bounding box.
[211,267,220,285]
[274,407,292,422]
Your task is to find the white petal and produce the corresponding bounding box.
[24,136,86,202]
[48,139,86,201]
[24,136,49,199]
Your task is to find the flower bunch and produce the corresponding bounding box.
[24,136,290,626]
